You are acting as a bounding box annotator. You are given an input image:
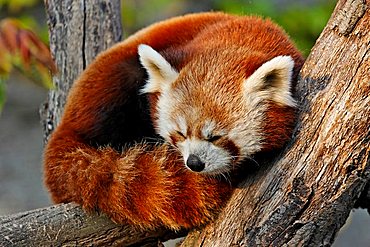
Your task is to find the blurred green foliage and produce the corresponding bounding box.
[0,0,53,112]
[122,0,188,34]
[122,0,337,56]
[0,0,38,12]
[214,0,337,55]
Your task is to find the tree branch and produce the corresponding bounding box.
[0,203,184,246]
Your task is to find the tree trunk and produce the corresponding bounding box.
[181,0,370,245]
[0,0,368,246]
[40,0,122,141]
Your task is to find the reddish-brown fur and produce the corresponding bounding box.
[44,12,303,230]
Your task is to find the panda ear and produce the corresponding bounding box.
[243,55,296,107]
[138,44,179,94]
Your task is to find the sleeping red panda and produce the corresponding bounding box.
[44,12,304,230]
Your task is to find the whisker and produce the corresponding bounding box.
[245,156,260,167]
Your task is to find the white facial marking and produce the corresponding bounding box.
[201,120,215,139]
[176,116,188,136]
[178,138,232,174]
[228,104,264,158]
[156,89,176,140]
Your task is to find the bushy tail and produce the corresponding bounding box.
[44,129,233,230]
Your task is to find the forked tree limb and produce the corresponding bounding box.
[0,0,369,246]
[181,0,370,245]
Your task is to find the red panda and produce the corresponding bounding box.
[44,12,304,230]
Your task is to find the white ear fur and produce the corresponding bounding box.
[243,55,296,107]
[138,44,179,94]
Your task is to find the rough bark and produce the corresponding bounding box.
[181,0,370,246]
[40,0,123,142]
[0,0,368,246]
[0,203,183,246]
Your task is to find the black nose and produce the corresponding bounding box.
[186,154,205,172]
